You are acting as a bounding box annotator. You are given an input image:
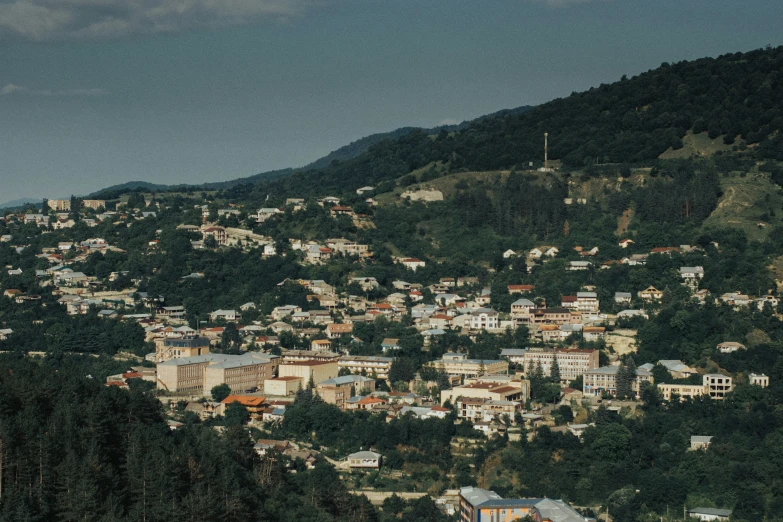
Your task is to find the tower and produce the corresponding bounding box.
[544,132,549,171]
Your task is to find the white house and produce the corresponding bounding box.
[347,451,382,469]
[687,508,731,522]
[209,309,238,322]
[502,249,517,259]
[470,310,499,330]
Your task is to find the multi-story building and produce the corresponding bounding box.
[749,373,769,388]
[459,487,588,522]
[510,298,536,318]
[441,380,529,407]
[338,355,394,380]
[202,226,227,246]
[47,199,71,212]
[470,310,499,330]
[703,374,733,399]
[455,397,523,423]
[155,336,210,363]
[522,348,600,383]
[425,352,509,378]
[582,365,653,397]
[157,353,279,395]
[82,199,106,210]
[560,292,600,313]
[657,383,708,402]
[278,360,338,387]
[281,350,341,364]
[317,375,376,410]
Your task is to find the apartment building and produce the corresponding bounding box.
[157,353,279,395]
[425,352,509,378]
[560,292,600,313]
[703,374,733,399]
[522,348,600,383]
[455,397,523,423]
[82,199,106,210]
[280,350,340,364]
[47,199,71,212]
[317,375,376,410]
[582,365,653,397]
[338,355,394,380]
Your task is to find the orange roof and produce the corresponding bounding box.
[539,325,560,331]
[402,258,423,263]
[357,397,386,405]
[312,339,331,345]
[561,296,577,302]
[374,303,393,309]
[508,284,535,291]
[326,323,353,332]
[431,314,451,320]
[222,395,266,407]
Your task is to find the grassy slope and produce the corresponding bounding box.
[702,172,783,241]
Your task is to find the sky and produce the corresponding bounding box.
[1,0,782,202]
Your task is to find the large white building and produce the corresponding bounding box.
[157,353,279,395]
[522,348,600,383]
[583,365,653,397]
[425,352,508,378]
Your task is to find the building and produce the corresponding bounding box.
[317,375,376,410]
[325,323,353,338]
[47,199,71,212]
[522,349,600,383]
[688,508,732,521]
[82,199,106,210]
[657,383,708,402]
[690,435,713,450]
[338,355,394,380]
[219,395,267,419]
[470,310,499,330]
[614,292,632,304]
[347,451,381,469]
[426,352,508,378]
[454,397,524,423]
[749,373,769,388]
[500,348,527,365]
[703,374,733,399]
[582,365,653,397]
[443,380,529,407]
[278,360,338,387]
[717,341,745,353]
[156,353,279,395]
[458,487,588,522]
[638,286,663,301]
[156,336,210,363]
[263,376,302,396]
[281,350,341,364]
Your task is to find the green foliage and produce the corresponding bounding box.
[211,383,231,402]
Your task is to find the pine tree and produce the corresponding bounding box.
[549,353,561,383]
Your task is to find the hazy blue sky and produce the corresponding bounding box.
[1,0,782,201]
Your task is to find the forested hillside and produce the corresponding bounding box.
[232,46,783,201]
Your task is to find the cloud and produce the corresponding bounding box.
[0,0,308,41]
[0,83,107,96]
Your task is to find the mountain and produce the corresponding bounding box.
[88,106,532,198]
[246,46,783,200]
[0,197,40,209]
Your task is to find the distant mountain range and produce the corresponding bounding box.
[0,197,40,210]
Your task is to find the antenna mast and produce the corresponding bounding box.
[544,132,548,171]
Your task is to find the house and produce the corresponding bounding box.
[638,286,663,301]
[325,323,353,338]
[510,298,536,318]
[690,435,713,450]
[400,258,426,271]
[755,294,779,311]
[318,375,376,410]
[650,246,680,255]
[502,249,517,259]
[381,338,401,352]
[255,207,282,223]
[329,206,353,217]
[347,451,381,469]
[458,488,588,522]
[209,309,237,322]
[567,260,592,271]
[749,373,769,387]
[348,276,379,291]
[720,292,751,307]
[618,238,634,248]
[680,266,704,280]
[272,305,301,320]
[508,284,535,294]
[310,339,332,352]
[470,310,499,330]
[688,508,732,522]
[529,246,558,259]
[717,341,745,353]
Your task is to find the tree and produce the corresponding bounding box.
[549,353,561,383]
[389,358,416,383]
[223,402,250,426]
[211,383,231,402]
